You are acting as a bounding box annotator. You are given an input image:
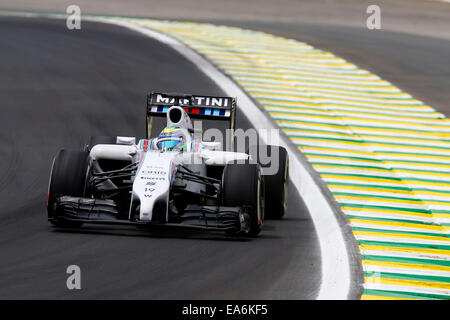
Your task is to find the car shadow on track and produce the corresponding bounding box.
[50,225,254,242]
[49,221,284,241]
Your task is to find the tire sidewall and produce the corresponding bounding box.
[222,163,263,236]
[47,150,90,226]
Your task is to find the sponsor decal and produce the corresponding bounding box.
[153,94,232,107]
[140,170,167,176]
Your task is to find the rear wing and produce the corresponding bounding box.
[146,92,236,147]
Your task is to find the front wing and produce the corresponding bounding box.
[50,196,251,233]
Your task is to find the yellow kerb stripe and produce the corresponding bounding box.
[362,260,450,272]
[359,244,450,256]
[354,230,450,242]
[365,277,450,290]
[350,219,446,232]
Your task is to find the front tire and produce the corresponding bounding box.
[87,135,116,151]
[47,150,90,227]
[248,145,289,219]
[222,163,264,236]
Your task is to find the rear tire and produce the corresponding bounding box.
[222,163,264,236]
[47,150,90,227]
[263,146,289,219]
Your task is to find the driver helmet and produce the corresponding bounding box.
[156,126,186,151]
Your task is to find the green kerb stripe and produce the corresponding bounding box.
[363,289,448,300]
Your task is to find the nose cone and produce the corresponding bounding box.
[133,151,178,222]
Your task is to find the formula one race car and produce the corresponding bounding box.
[46,92,289,236]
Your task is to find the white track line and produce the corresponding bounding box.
[0,12,353,300]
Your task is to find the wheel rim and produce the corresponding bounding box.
[257,173,262,225]
[282,156,289,214]
[83,158,92,197]
[46,156,56,208]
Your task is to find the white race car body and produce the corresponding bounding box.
[91,137,249,222]
[47,92,276,235]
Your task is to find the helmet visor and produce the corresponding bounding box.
[158,140,180,150]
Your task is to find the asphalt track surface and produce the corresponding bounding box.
[1,9,448,300]
[0,17,320,299]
